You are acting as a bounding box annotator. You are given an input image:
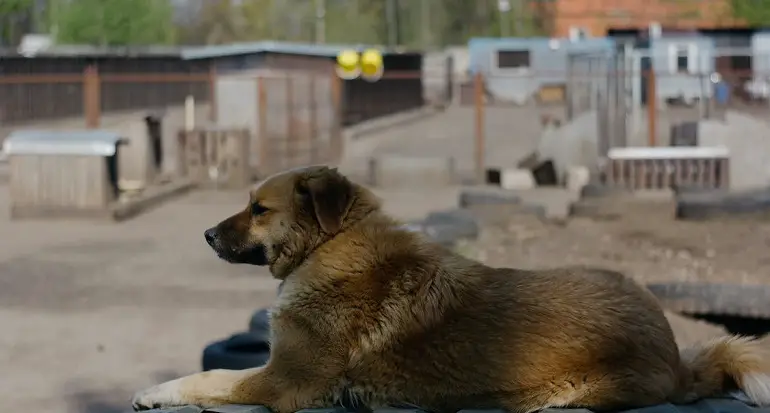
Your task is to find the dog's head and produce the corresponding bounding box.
[204,165,379,279]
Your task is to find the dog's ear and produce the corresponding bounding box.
[299,167,354,234]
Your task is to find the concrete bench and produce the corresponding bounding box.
[604,146,730,191]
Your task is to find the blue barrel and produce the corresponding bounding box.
[714,81,730,105]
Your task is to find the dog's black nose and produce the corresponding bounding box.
[204,228,218,246]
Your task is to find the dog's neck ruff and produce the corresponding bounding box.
[271,206,382,280]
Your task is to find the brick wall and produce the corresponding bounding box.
[550,0,743,37]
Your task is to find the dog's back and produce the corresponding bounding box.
[279,216,681,412]
[289,213,770,413]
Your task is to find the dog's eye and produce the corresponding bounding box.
[251,203,269,216]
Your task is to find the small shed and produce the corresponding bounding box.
[211,68,337,175]
[183,41,424,126]
[649,33,714,104]
[2,130,124,219]
[467,37,615,104]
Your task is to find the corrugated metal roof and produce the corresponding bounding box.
[136,399,770,413]
[468,36,615,49]
[0,41,421,59]
[0,44,184,58]
[182,41,419,60]
[3,130,124,156]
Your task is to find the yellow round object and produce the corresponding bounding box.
[336,49,360,79]
[360,48,383,81]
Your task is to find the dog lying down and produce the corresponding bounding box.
[133,165,770,413]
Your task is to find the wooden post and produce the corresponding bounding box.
[83,65,101,128]
[330,74,343,162]
[473,72,486,184]
[309,75,318,164]
[257,77,269,176]
[286,76,295,169]
[646,69,657,147]
[208,66,218,123]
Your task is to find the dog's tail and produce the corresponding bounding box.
[670,335,770,405]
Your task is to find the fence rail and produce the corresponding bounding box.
[0,66,214,126]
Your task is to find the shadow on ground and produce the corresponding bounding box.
[65,370,184,413]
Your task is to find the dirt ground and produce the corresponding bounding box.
[461,194,770,345]
[0,183,740,413]
[467,195,770,286]
[0,183,463,413]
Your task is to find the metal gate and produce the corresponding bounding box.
[566,49,633,157]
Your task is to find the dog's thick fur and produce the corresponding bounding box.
[133,165,770,413]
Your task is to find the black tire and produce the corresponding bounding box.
[420,223,471,247]
[424,209,479,238]
[459,187,521,208]
[676,187,770,221]
[671,184,726,196]
[402,219,460,247]
[248,308,271,333]
[646,282,770,318]
[412,209,480,247]
[579,183,628,198]
[201,331,270,371]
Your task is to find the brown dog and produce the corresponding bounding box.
[132,165,770,413]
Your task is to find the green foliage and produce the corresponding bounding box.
[184,0,248,45]
[175,0,548,47]
[323,0,388,44]
[3,0,549,48]
[54,0,175,45]
[0,0,33,16]
[0,0,34,45]
[731,0,770,27]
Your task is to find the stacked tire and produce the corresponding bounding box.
[201,305,274,371]
[201,328,270,371]
[675,186,770,221]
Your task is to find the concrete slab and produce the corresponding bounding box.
[500,168,536,190]
[368,155,457,188]
[339,105,548,185]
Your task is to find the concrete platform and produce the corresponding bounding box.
[367,155,457,187]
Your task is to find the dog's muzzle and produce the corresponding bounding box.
[204,227,218,247]
[204,227,269,266]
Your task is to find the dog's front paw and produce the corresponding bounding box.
[131,381,186,411]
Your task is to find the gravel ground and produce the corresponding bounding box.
[459,195,770,346]
[467,196,770,286]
